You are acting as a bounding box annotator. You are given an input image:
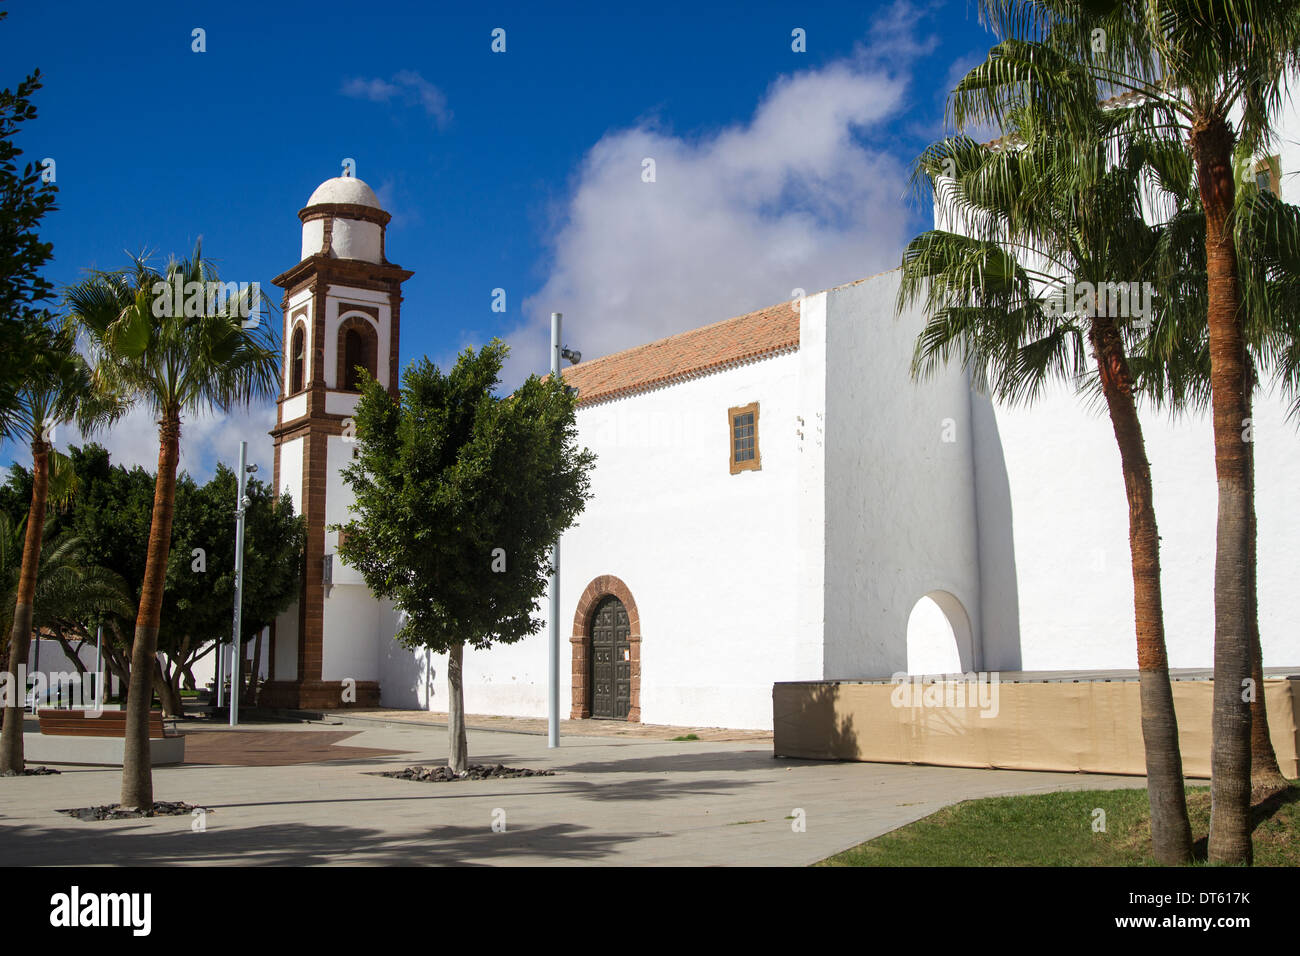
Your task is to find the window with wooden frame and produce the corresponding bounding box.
[1254,154,1283,197]
[728,402,761,474]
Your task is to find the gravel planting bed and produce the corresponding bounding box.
[376,764,555,783]
[57,801,207,821]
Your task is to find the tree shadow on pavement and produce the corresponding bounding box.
[0,819,662,866]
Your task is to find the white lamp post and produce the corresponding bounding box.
[229,442,257,727]
[548,313,582,748]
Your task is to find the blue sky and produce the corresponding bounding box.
[1,0,995,478]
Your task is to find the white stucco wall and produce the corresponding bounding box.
[278,436,304,512]
[330,218,382,263]
[300,220,324,261]
[822,270,985,678]
[377,319,827,729]
[282,393,307,422]
[320,433,380,682]
[993,382,1300,671]
[300,217,383,263]
[273,602,298,681]
[271,427,305,681]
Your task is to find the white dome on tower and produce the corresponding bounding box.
[305,176,382,209]
[299,175,390,264]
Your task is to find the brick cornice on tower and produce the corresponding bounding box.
[273,255,413,297]
[298,202,392,229]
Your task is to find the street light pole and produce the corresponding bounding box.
[230,440,250,727]
[94,621,102,710]
[548,313,562,748]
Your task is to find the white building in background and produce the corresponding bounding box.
[260,173,1300,730]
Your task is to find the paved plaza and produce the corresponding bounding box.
[0,718,1148,866]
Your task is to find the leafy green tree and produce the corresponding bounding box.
[162,466,303,711]
[0,325,108,773]
[64,245,278,810]
[4,445,151,695]
[337,341,594,772]
[5,445,303,714]
[901,93,1196,861]
[960,0,1300,867]
[0,12,58,423]
[0,515,132,704]
[3,526,133,679]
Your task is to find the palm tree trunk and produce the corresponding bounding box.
[1192,116,1255,864]
[0,439,51,775]
[120,418,181,810]
[1244,387,1288,796]
[1091,318,1193,864]
[447,641,468,773]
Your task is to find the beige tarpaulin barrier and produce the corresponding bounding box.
[772,676,1300,778]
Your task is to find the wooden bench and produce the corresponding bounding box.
[37,709,174,739]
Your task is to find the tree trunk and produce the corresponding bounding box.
[152,657,182,718]
[1192,115,1254,864]
[103,619,131,701]
[52,631,91,706]
[52,632,88,676]
[447,641,468,774]
[180,641,213,693]
[1243,386,1288,797]
[1091,317,1193,864]
[0,439,51,775]
[120,418,181,810]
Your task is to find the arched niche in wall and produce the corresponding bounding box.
[905,590,974,674]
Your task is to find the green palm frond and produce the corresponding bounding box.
[64,242,280,431]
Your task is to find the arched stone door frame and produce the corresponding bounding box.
[571,575,641,722]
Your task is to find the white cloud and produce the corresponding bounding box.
[341,70,452,128]
[501,57,916,387]
[868,0,943,66]
[3,400,279,485]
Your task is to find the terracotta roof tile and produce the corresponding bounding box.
[559,299,801,406]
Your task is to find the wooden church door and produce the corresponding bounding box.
[590,596,632,719]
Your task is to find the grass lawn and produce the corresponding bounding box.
[818,784,1299,866]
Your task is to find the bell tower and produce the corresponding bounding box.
[261,175,413,710]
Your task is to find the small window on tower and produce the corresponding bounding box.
[337,316,378,392]
[729,402,760,474]
[343,328,365,390]
[290,325,305,394]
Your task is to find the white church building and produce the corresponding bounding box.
[259,173,1300,731]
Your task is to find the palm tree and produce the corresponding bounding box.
[951,0,1300,866]
[1141,181,1300,798]
[900,94,1195,862]
[0,324,103,774]
[64,243,278,809]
